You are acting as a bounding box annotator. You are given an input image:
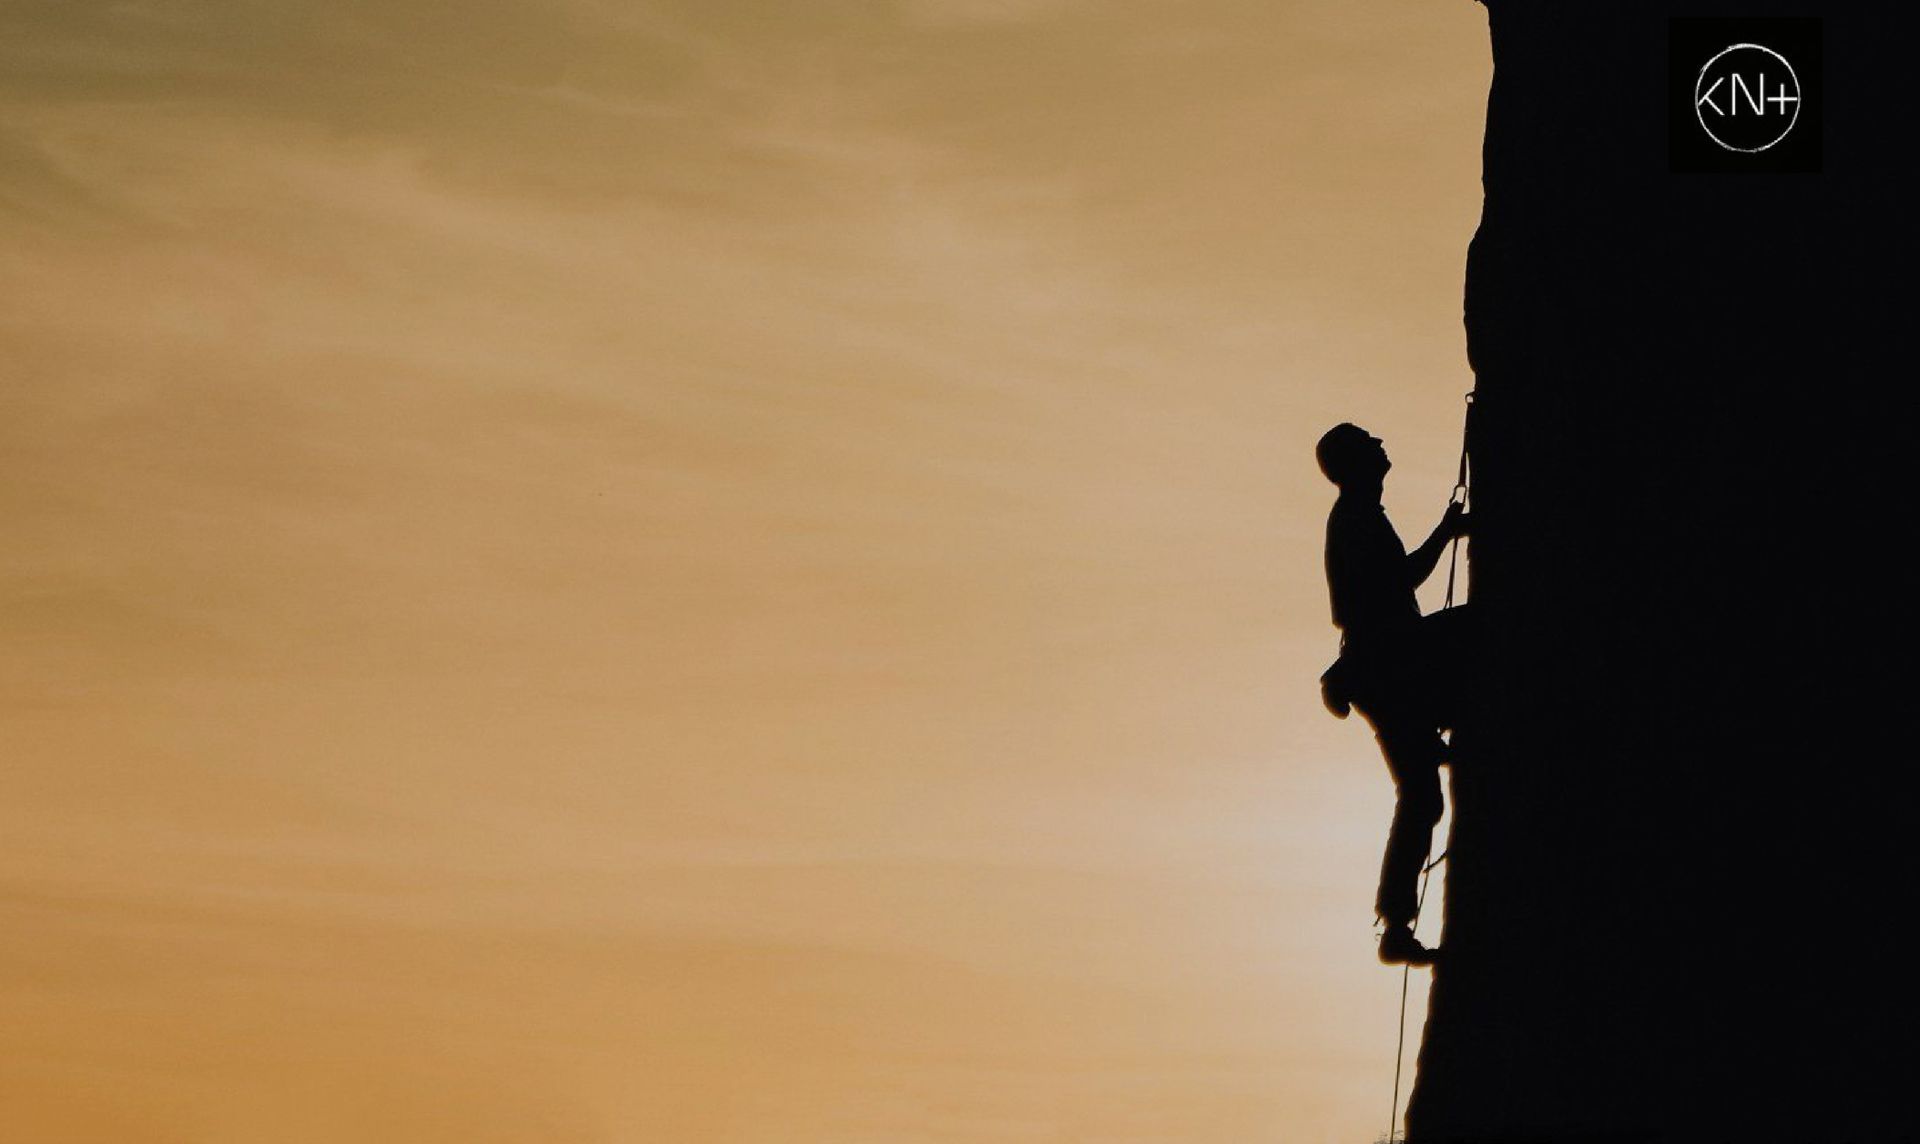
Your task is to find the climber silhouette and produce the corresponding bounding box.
[1315,422,1469,967]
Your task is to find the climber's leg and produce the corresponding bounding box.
[1367,711,1446,929]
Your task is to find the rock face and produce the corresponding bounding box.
[1406,5,1910,1141]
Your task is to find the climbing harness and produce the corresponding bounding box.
[1386,390,1475,1143]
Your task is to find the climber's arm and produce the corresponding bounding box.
[1405,502,1468,588]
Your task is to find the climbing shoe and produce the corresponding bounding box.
[1379,924,1438,967]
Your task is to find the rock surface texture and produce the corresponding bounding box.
[1406,4,1910,1141]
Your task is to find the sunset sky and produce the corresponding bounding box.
[2,3,1488,1140]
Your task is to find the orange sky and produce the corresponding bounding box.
[1,3,1489,1139]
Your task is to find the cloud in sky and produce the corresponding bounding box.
[1,2,1488,1139]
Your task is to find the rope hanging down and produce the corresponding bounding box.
[1442,390,1474,612]
[1386,389,1474,1144]
[1387,850,1449,1143]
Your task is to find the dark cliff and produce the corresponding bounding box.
[1406,5,1912,1141]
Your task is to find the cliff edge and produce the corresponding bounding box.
[1406,5,1911,1141]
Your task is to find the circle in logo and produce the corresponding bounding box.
[1693,43,1801,153]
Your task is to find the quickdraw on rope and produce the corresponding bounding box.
[1386,390,1474,1144]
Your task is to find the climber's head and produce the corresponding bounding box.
[1316,423,1390,489]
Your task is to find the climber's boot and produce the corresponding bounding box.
[1379,924,1438,967]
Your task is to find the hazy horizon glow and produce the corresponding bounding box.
[2,3,1488,1139]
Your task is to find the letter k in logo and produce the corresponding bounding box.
[1697,74,1725,115]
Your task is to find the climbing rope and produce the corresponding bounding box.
[1387,849,1449,1143]
[1442,391,1474,612]
[1386,390,1474,1143]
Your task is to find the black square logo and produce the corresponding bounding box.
[1670,19,1821,173]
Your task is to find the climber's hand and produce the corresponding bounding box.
[1442,501,1470,538]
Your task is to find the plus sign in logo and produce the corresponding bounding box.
[1671,19,1820,173]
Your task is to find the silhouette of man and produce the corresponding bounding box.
[1316,422,1468,966]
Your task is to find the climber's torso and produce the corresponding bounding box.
[1326,492,1422,652]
